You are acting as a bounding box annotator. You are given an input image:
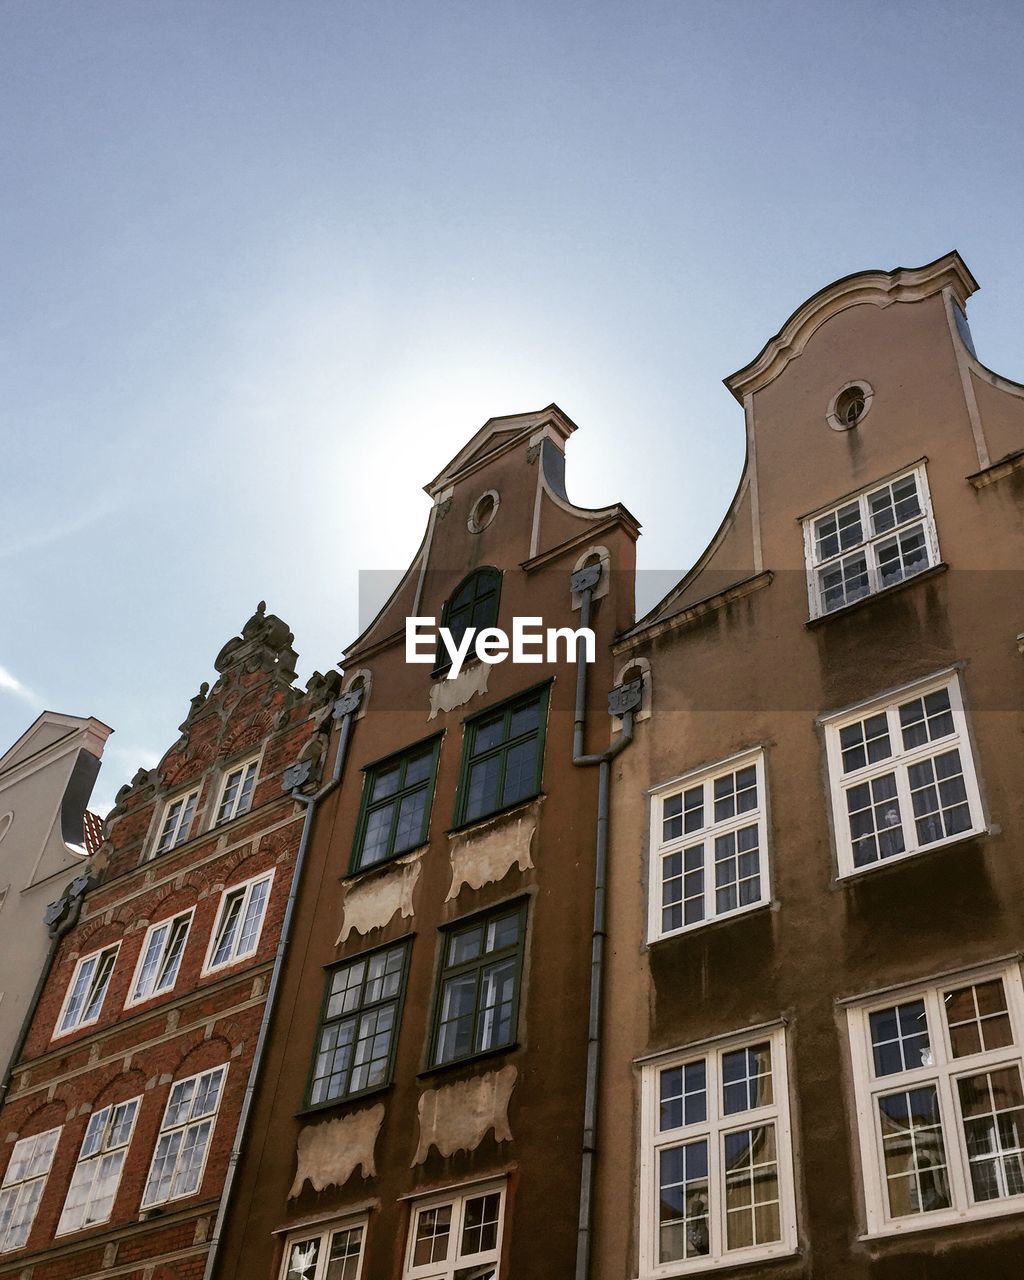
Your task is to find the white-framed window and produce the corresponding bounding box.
[802,464,939,618]
[648,751,769,942]
[153,787,200,856]
[847,961,1024,1235]
[823,671,984,877]
[56,1098,140,1235]
[0,1131,60,1249]
[202,870,274,974]
[403,1181,505,1280]
[54,944,119,1037]
[126,911,193,1006]
[279,1216,367,1280]
[141,1065,226,1207]
[638,1025,797,1276]
[0,1127,61,1252]
[214,756,259,826]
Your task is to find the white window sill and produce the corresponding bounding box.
[837,825,990,882]
[647,899,773,947]
[858,1195,1024,1241]
[806,561,948,627]
[636,1243,800,1278]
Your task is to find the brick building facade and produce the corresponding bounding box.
[0,605,339,1280]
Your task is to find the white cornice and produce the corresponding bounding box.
[725,251,979,402]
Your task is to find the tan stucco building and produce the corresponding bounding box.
[596,253,1024,1279]
[0,713,111,1086]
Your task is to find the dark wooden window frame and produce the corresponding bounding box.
[432,566,503,678]
[452,682,551,829]
[304,937,413,1110]
[350,734,442,873]
[427,899,528,1070]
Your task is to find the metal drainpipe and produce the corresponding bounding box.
[0,872,91,1109]
[202,685,364,1280]
[570,563,643,1280]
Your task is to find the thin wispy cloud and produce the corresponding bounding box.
[0,665,41,706]
[0,502,113,561]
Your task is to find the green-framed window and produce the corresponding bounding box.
[429,901,527,1068]
[351,737,441,871]
[434,567,502,676]
[307,940,411,1107]
[454,685,550,827]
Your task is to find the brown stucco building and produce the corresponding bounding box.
[214,408,639,1280]
[596,253,1024,1280]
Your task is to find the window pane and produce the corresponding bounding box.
[724,1124,781,1249]
[945,979,1014,1058]
[473,715,506,755]
[819,550,869,613]
[846,773,905,867]
[236,879,270,957]
[414,1204,452,1265]
[714,825,760,915]
[404,748,434,788]
[662,794,683,842]
[899,688,954,749]
[509,700,540,738]
[476,959,516,1051]
[660,1060,707,1131]
[878,1087,951,1216]
[659,1141,710,1262]
[436,974,478,1063]
[485,911,520,953]
[284,1236,321,1280]
[461,1192,501,1256]
[908,751,971,845]
[957,1067,1024,1202]
[840,713,892,773]
[393,789,428,853]
[722,1043,773,1114]
[870,1000,930,1076]
[326,1226,363,1280]
[465,757,501,822]
[501,738,538,807]
[360,801,395,866]
[212,892,244,966]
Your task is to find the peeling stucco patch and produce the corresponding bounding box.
[428,661,490,718]
[338,853,422,942]
[413,1065,517,1165]
[446,815,535,900]
[289,1104,385,1197]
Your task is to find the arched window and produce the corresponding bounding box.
[435,567,502,675]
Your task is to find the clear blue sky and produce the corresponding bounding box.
[2,1,1022,815]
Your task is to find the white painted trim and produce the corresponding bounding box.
[802,463,940,620]
[277,1212,369,1280]
[942,288,990,470]
[52,942,121,1040]
[822,671,985,879]
[200,868,276,976]
[54,1094,143,1236]
[647,750,770,944]
[846,960,1024,1236]
[139,1063,229,1209]
[211,747,264,829]
[743,394,763,573]
[637,1024,798,1277]
[123,908,195,1009]
[402,1178,506,1280]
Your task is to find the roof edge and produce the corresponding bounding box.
[725,251,979,402]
